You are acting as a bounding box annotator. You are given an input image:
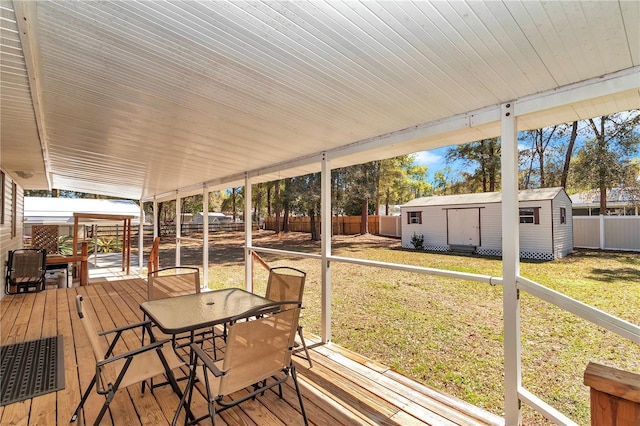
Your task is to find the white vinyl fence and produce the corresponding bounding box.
[378,215,640,252]
[573,216,640,252]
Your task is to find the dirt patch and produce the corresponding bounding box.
[149,230,401,266]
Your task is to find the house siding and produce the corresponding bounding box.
[551,192,574,258]
[1,169,25,300]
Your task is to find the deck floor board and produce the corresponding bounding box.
[0,278,503,425]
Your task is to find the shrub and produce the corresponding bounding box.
[96,237,120,253]
[58,235,73,255]
[411,232,424,250]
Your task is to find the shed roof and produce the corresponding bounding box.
[24,197,140,224]
[1,2,638,200]
[403,187,566,208]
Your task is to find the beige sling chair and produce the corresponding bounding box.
[266,266,312,367]
[144,267,218,355]
[172,301,308,426]
[71,294,188,426]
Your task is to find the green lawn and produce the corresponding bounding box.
[167,231,639,425]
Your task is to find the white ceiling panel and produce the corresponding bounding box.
[1,0,638,200]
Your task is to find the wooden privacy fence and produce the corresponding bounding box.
[263,215,380,235]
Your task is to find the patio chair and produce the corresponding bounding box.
[144,266,221,361]
[265,266,312,367]
[4,248,46,294]
[172,301,308,426]
[71,294,187,426]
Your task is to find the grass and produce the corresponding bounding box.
[156,231,640,425]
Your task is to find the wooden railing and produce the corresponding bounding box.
[251,250,270,290]
[147,237,160,274]
[584,362,640,425]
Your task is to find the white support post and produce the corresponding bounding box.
[138,200,144,269]
[203,186,209,289]
[321,152,332,342]
[175,196,181,266]
[153,200,158,239]
[501,102,522,425]
[244,173,253,292]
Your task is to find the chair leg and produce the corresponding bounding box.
[297,326,312,368]
[70,374,97,422]
[291,364,309,426]
[93,390,115,426]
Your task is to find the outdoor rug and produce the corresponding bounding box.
[1,335,65,406]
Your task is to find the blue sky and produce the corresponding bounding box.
[412,146,453,181]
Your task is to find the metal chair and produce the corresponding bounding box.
[173,301,308,426]
[4,248,46,294]
[144,266,222,361]
[71,294,187,426]
[266,266,312,367]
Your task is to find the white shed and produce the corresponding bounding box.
[401,188,573,260]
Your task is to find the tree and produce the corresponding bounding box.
[560,121,579,188]
[571,112,640,213]
[445,138,500,192]
[221,187,243,221]
[520,126,560,188]
[339,162,378,234]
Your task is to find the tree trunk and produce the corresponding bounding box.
[537,130,546,187]
[561,121,578,188]
[156,203,163,237]
[385,188,390,215]
[360,199,369,234]
[274,182,281,233]
[589,117,609,214]
[309,209,319,241]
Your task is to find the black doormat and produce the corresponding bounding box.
[1,335,65,406]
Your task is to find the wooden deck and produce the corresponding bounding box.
[0,278,504,426]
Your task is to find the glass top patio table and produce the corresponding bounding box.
[140,288,272,335]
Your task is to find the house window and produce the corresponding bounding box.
[560,207,566,224]
[407,211,422,225]
[11,181,17,238]
[519,207,540,224]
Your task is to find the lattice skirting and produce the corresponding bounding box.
[402,244,555,261]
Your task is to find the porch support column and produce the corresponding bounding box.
[501,102,522,425]
[138,200,144,269]
[175,196,181,266]
[244,173,253,292]
[153,199,158,239]
[321,152,332,342]
[203,186,209,289]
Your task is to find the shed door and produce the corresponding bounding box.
[447,208,480,246]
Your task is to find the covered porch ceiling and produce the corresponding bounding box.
[1,1,638,201]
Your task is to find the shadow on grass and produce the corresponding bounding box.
[587,267,640,283]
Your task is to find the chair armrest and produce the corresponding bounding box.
[190,343,225,377]
[98,320,153,336]
[97,339,173,367]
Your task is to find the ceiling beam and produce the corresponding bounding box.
[14,0,52,189]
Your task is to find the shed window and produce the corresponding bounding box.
[519,207,540,224]
[407,211,422,225]
[560,207,566,224]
